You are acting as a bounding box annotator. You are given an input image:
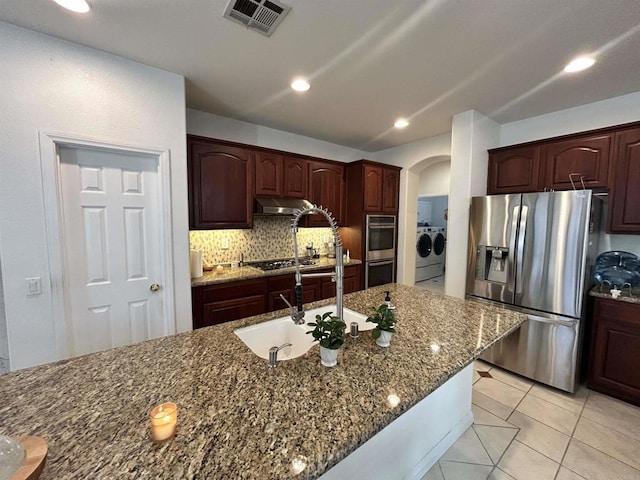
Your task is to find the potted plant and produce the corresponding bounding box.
[306,311,347,367]
[366,304,397,347]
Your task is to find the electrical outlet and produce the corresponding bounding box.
[221,238,229,249]
[25,277,43,296]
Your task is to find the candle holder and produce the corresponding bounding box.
[149,402,178,443]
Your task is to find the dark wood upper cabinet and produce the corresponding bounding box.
[588,297,640,406]
[609,127,640,233]
[307,161,345,226]
[540,134,612,191]
[346,160,401,215]
[255,153,308,199]
[255,152,283,196]
[187,136,254,229]
[363,164,383,212]
[487,146,541,194]
[383,168,400,213]
[283,156,308,199]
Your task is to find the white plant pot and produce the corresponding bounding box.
[320,346,339,367]
[376,330,394,348]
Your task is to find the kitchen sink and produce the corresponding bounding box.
[234,317,314,360]
[233,305,371,362]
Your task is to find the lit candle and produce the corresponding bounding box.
[149,402,177,442]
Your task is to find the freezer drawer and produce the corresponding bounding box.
[480,313,580,392]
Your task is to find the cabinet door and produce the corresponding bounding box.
[383,168,400,213]
[255,152,283,196]
[266,273,322,312]
[308,161,345,226]
[609,128,640,233]
[321,265,362,298]
[200,295,265,329]
[540,134,612,191]
[188,138,254,229]
[487,146,541,194]
[588,298,640,406]
[283,157,308,199]
[363,164,383,212]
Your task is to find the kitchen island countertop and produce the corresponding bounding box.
[0,284,526,479]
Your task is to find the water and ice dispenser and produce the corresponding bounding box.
[474,246,509,284]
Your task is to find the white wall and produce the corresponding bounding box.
[418,162,451,196]
[369,133,452,169]
[187,109,368,162]
[418,196,448,228]
[499,91,640,146]
[0,21,191,370]
[0,252,8,372]
[447,111,500,299]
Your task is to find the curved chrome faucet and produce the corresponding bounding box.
[290,205,344,325]
[268,343,292,368]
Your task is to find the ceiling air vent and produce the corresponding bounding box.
[223,0,291,37]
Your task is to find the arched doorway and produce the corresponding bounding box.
[396,155,450,288]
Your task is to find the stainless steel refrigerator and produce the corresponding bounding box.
[466,190,601,392]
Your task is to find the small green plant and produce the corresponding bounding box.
[306,312,347,349]
[366,304,396,340]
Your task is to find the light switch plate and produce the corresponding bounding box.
[25,277,43,296]
[221,238,229,249]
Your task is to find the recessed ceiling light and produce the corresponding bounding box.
[52,0,90,13]
[290,78,310,92]
[394,118,409,129]
[563,56,595,73]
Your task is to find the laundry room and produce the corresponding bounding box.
[415,160,450,292]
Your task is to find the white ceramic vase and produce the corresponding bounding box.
[320,346,339,367]
[376,330,394,348]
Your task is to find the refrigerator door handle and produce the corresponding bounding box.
[515,205,528,295]
[507,205,520,292]
[527,314,576,328]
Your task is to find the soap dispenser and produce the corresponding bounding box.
[384,291,396,310]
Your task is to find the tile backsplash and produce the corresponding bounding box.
[189,217,333,266]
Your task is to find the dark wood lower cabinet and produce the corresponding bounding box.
[266,273,323,312]
[192,265,362,329]
[588,297,640,406]
[192,278,266,329]
[321,265,361,299]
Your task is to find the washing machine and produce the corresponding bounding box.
[415,227,446,282]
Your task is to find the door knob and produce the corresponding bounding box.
[150,283,160,292]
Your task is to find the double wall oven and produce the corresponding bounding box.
[365,215,397,288]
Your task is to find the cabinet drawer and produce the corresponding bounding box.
[200,294,265,329]
[595,298,640,325]
[202,278,266,304]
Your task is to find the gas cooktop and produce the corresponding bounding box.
[251,259,316,271]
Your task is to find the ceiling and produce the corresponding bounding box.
[2,0,640,152]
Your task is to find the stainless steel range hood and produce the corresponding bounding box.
[254,196,314,216]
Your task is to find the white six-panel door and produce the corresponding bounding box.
[58,146,168,356]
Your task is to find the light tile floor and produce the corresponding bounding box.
[422,360,640,480]
[414,275,445,294]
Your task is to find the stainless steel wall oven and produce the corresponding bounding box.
[365,215,397,288]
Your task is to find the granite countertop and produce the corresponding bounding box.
[589,285,640,304]
[0,284,526,480]
[191,257,362,287]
